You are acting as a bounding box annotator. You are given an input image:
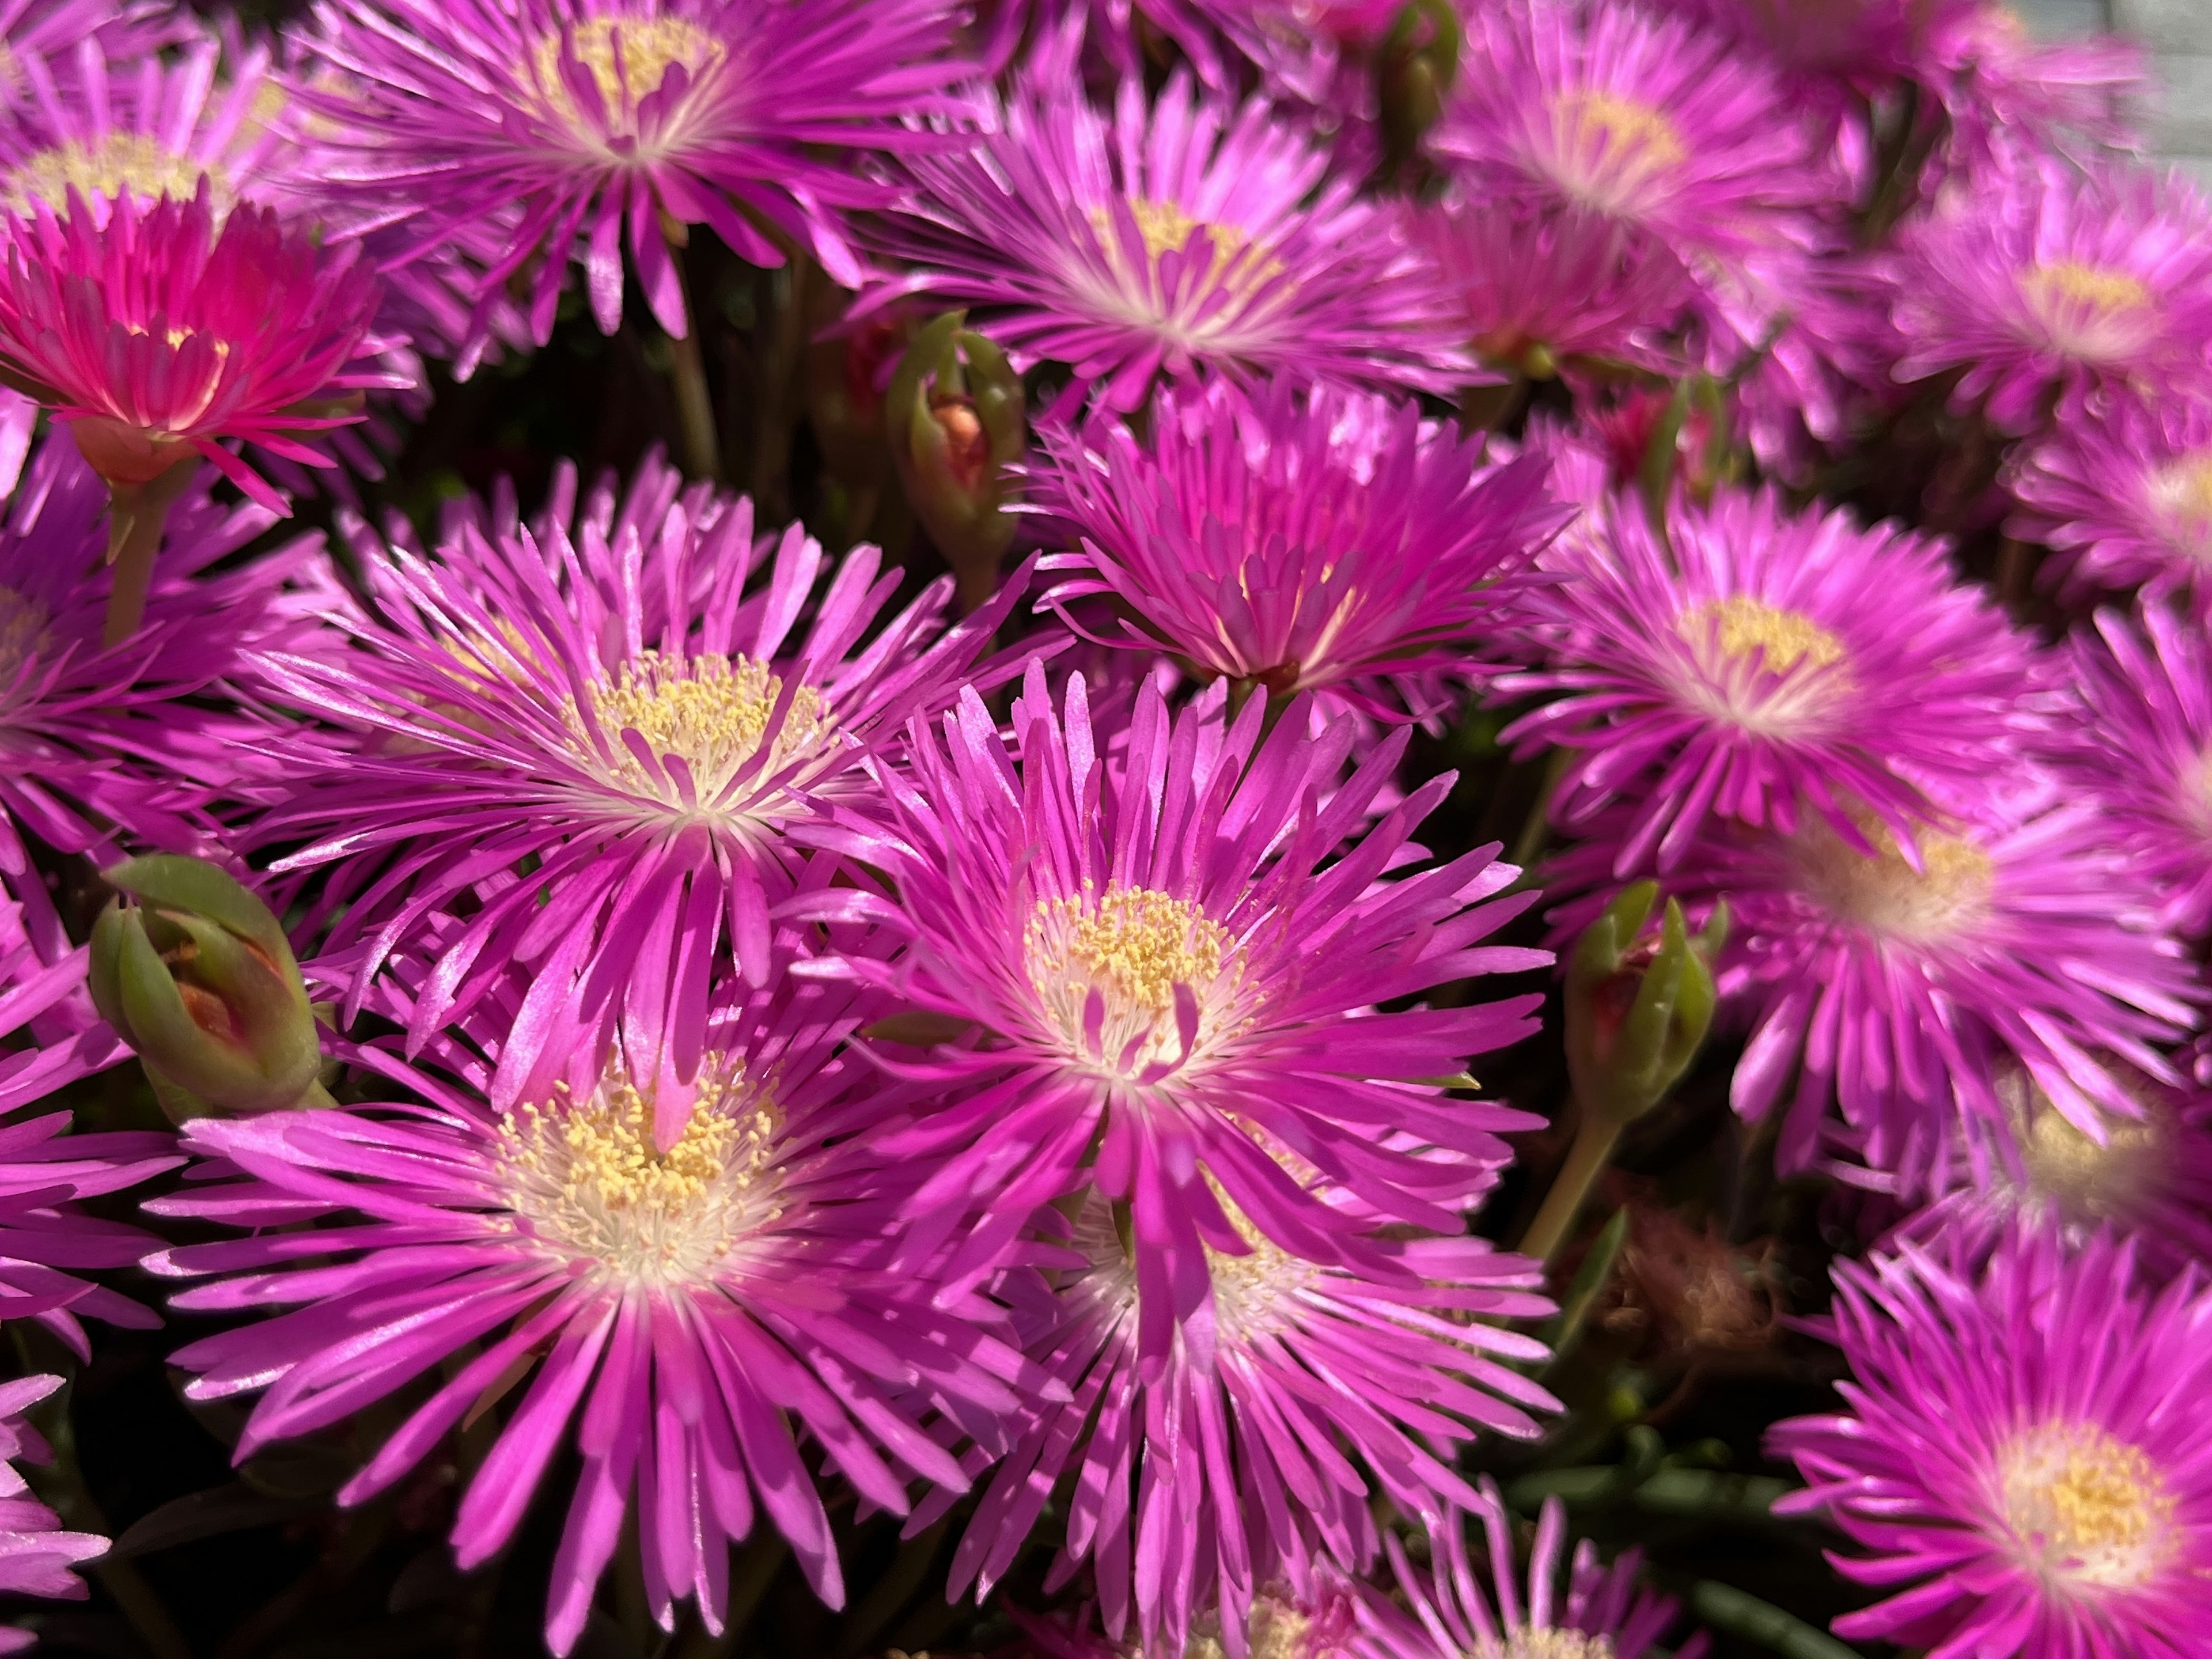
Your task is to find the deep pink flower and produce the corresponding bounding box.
[1770,1225,2212,1659]
[1887,158,2212,432]
[1354,1481,1708,1659]
[0,0,190,76]
[290,0,973,351]
[0,183,396,512]
[1497,483,2041,876]
[823,662,1550,1334]
[244,452,1022,1107]
[0,1374,107,1647]
[2010,399,2212,615]
[147,922,1040,1657]
[862,69,1465,411]
[1030,376,1568,721]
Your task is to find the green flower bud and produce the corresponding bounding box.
[1379,0,1462,176]
[88,855,325,1123]
[1566,881,1728,1130]
[886,310,1027,614]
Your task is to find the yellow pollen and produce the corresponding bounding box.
[1689,596,1847,673]
[1998,1422,2175,1589]
[2003,1071,2160,1221]
[1089,198,1285,293]
[532,16,724,137]
[2148,449,2212,561]
[1793,813,1994,942]
[1543,88,1686,214]
[1025,881,1236,1077]
[2025,260,2153,316]
[1492,1633,1617,1659]
[3,134,225,218]
[0,585,51,682]
[1184,1594,1318,1659]
[1202,1177,1313,1336]
[571,649,833,805]
[496,1055,782,1285]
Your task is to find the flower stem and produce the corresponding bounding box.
[102,458,201,649]
[660,228,724,484]
[1518,1104,1622,1267]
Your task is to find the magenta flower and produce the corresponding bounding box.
[1029,376,1568,721]
[1354,1480,1707,1659]
[1579,772,2199,1191]
[934,1190,1555,1655]
[1434,0,1822,269]
[1415,192,1692,376]
[826,662,1550,1331]
[2010,399,2212,615]
[1495,483,2040,876]
[0,427,347,864]
[1933,6,2144,180]
[0,1374,107,1647]
[1887,158,2212,432]
[1770,1225,2212,1658]
[246,452,1021,1107]
[147,933,1037,1657]
[291,0,972,350]
[0,183,395,513]
[0,0,190,77]
[862,69,1464,411]
[2050,606,2212,940]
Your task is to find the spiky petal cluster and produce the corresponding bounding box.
[1031,377,1569,720]
[290,0,971,353]
[2010,399,2212,615]
[0,429,346,861]
[246,453,1018,1108]
[1604,772,2199,1192]
[147,941,1037,1658]
[863,70,1463,410]
[828,664,1549,1336]
[1435,0,1823,270]
[0,184,394,511]
[0,0,190,79]
[0,1374,107,1647]
[1353,1481,1707,1659]
[1770,1226,2212,1659]
[1886,159,2212,431]
[1497,483,2039,876]
[2051,607,2212,940]
[935,1191,1556,1655]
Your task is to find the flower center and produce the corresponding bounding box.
[1025,881,1235,1078]
[570,649,833,810]
[1491,1633,1617,1659]
[496,1056,781,1287]
[2007,1074,2160,1221]
[2146,448,2212,563]
[0,585,50,682]
[1204,1182,1313,1338]
[2,134,222,218]
[1542,88,1687,216]
[1673,597,1849,738]
[1185,1595,1319,1659]
[532,16,724,139]
[1997,1422,2176,1589]
[1688,596,1847,673]
[2020,260,2158,363]
[1084,198,1289,342]
[1791,816,1994,942]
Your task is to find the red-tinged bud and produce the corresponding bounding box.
[887,310,1027,613]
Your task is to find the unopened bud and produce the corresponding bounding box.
[1380,0,1462,175]
[887,310,1026,613]
[88,855,325,1124]
[1566,881,1726,1129]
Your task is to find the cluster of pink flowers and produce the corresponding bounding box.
[0,0,2210,1656]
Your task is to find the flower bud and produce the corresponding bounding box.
[886,310,1026,613]
[1566,881,1726,1130]
[88,855,325,1123]
[1380,0,1461,175]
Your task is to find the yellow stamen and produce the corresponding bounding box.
[2020,261,2158,364]
[1791,813,1994,942]
[1544,88,1686,214]
[3,134,224,218]
[1183,1594,1323,1659]
[2003,1071,2160,1221]
[1025,881,1237,1078]
[2147,449,2212,559]
[1998,1422,2175,1588]
[532,16,723,138]
[1688,596,1847,673]
[570,649,833,806]
[496,1055,782,1286]
[1494,1634,1617,1659]
[2025,260,2153,316]
[1089,198,1285,296]
[1202,1177,1313,1336]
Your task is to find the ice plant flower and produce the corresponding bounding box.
[1887,159,2212,431]
[1029,376,1569,721]
[1770,1225,2212,1658]
[1615,773,2199,1191]
[0,1374,107,1647]
[247,452,1022,1107]
[1495,484,2039,876]
[829,663,1550,1328]
[147,942,1037,1657]
[1434,0,1822,271]
[0,0,189,88]
[1355,1480,1708,1659]
[0,427,344,865]
[291,0,972,350]
[2010,399,2212,615]
[863,70,1464,411]
[934,1189,1556,1655]
[2050,606,2212,940]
